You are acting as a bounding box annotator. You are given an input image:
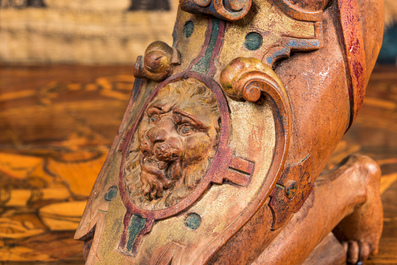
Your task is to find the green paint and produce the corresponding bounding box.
[184,213,201,230]
[244,32,263,51]
[192,18,220,74]
[285,181,297,198]
[183,21,194,38]
[104,186,118,201]
[126,215,146,252]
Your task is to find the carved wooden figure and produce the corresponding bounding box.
[75,0,385,264]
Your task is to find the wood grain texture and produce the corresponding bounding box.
[0,64,395,264]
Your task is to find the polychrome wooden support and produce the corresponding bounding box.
[76,0,385,264]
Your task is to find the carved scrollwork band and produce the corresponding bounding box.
[180,0,252,21]
[270,0,325,22]
[179,0,330,22]
[263,21,323,67]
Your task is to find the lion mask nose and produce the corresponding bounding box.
[148,126,168,144]
[146,118,182,161]
[147,117,174,144]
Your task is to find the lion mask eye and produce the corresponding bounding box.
[177,123,197,136]
[149,115,160,123]
[173,109,210,136]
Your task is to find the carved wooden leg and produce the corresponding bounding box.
[252,154,383,265]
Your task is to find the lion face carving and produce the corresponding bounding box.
[124,78,221,210]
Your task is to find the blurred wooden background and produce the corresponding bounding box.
[0,0,177,64]
[0,65,134,263]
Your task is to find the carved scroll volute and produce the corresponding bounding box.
[221,56,292,204]
[133,41,181,82]
[180,0,252,21]
[221,58,290,106]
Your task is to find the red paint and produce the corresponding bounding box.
[338,0,367,127]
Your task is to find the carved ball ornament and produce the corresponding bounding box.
[133,41,181,82]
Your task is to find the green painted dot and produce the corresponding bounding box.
[104,186,118,201]
[184,213,201,230]
[244,32,263,51]
[183,21,194,38]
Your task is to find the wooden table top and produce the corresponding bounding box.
[0,65,395,264]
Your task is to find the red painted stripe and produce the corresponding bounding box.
[338,0,367,126]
